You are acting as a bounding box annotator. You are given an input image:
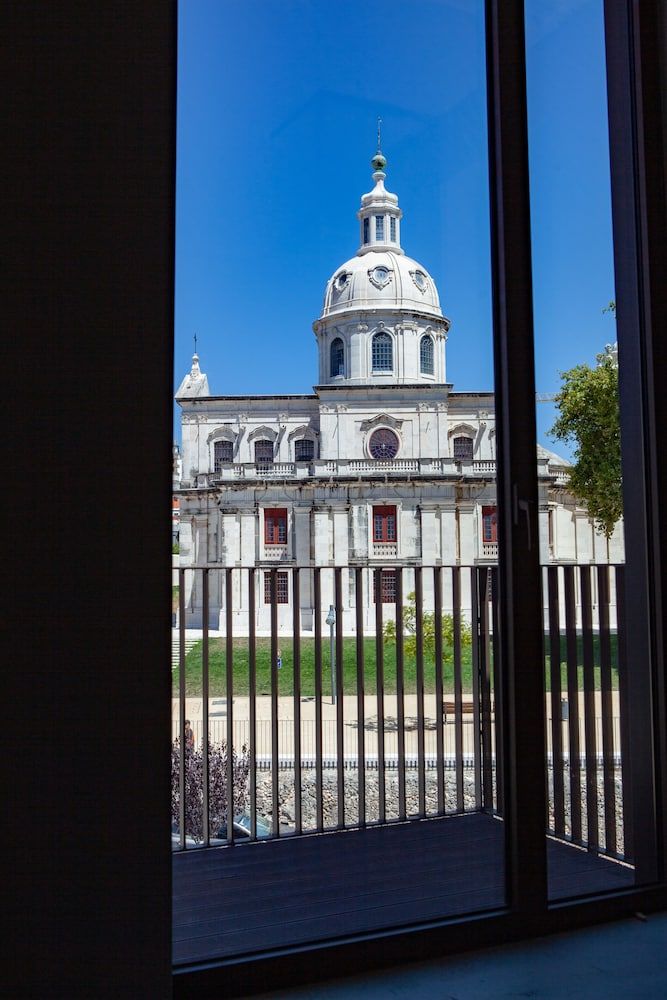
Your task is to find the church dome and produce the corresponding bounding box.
[313,143,451,387]
[321,249,443,320]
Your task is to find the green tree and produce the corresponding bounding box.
[382,591,472,661]
[550,342,621,539]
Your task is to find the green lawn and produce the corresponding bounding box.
[174,637,474,698]
[172,633,618,697]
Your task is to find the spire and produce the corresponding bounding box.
[175,348,210,399]
[356,127,403,256]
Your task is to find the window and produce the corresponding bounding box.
[368,428,399,459]
[264,571,288,604]
[371,331,393,371]
[213,439,233,471]
[363,217,369,244]
[482,506,497,544]
[264,508,287,544]
[390,217,396,242]
[375,215,384,240]
[373,505,397,542]
[420,335,434,374]
[373,569,397,603]
[330,337,345,377]
[295,438,314,462]
[453,436,473,461]
[254,439,274,466]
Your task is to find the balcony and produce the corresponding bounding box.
[199,458,505,485]
[173,562,633,966]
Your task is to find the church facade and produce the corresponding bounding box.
[175,149,624,631]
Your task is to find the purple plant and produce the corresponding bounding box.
[171,738,250,842]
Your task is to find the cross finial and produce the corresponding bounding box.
[377,116,382,151]
[193,332,198,355]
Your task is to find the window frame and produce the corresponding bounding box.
[294,438,314,462]
[264,570,289,604]
[371,331,393,372]
[482,505,498,543]
[330,337,345,378]
[420,334,434,375]
[372,505,397,543]
[372,568,397,603]
[264,508,287,545]
[254,438,274,466]
[453,435,474,462]
[213,439,233,471]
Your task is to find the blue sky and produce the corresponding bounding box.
[175,0,615,452]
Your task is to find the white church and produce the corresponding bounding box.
[175,147,624,631]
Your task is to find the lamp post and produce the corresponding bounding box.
[325,605,336,704]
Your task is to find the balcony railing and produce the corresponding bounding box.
[173,562,630,865]
[194,458,574,486]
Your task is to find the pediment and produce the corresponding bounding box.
[359,413,403,433]
[247,425,278,443]
[288,423,319,442]
[448,422,477,439]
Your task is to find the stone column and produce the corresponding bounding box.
[458,504,476,566]
[440,504,457,565]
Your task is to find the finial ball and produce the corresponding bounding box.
[371,151,387,171]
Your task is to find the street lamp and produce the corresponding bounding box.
[325,605,336,704]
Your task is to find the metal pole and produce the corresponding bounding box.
[329,617,336,705]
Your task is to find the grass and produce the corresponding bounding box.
[174,637,474,698]
[172,633,619,698]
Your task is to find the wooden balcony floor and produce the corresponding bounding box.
[173,813,634,967]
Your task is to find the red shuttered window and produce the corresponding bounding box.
[265,508,287,545]
[373,505,397,542]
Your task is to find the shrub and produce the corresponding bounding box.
[171,738,250,842]
[382,591,472,662]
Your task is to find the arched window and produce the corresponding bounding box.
[453,436,474,462]
[294,438,314,462]
[213,440,233,472]
[420,335,434,375]
[330,337,345,377]
[254,439,274,467]
[371,332,393,372]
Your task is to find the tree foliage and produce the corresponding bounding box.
[550,346,621,539]
[171,738,250,842]
[382,591,472,661]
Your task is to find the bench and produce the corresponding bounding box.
[442,700,494,721]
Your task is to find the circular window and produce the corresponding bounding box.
[335,272,349,291]
[368,428,400,460]
[413,270,428,291]
[369,266,392,289]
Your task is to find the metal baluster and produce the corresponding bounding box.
[314,568,323,832]
[433,566,445,816]
[548,566,565,838]
[178,568,186,849]
[453,567,464,813]
[598,564,616,855]
[395,567,406,821]
[415,567,426,817]
[293,568,302,836]
[581,565,599,849]
[564,566,582,842]
[615,565,632,861]
[375,568,386,824]
[226,568,234,845]
[355,567,366,827]
[335,568,345,828]
[471,568,483,809]
[248,569,257,840]
[270,568,279,837]
[202,569,210,845]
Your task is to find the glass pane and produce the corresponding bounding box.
[526,0,651,899]
[173,0,504,966]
